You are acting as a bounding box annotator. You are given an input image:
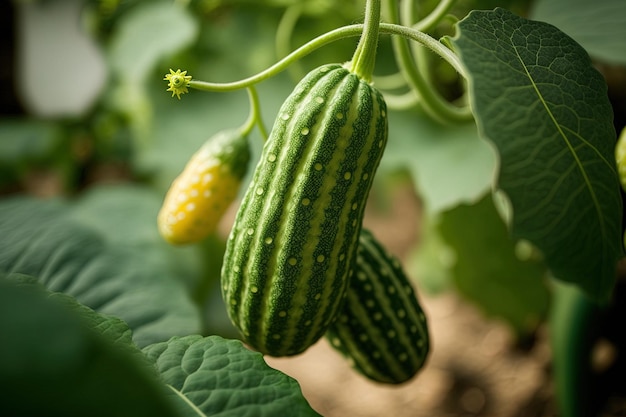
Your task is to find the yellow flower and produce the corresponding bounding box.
[164,69,192,99]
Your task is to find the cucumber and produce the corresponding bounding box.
[158,129,250,245]
[222,63,388,356]
[326,228,429,384]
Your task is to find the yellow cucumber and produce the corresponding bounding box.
[158,129,250,245]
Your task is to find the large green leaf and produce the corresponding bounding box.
[438,194,550,334]
[0,195,201,347]
[0,276,179,417]
[451,8,622,301]
[71,183,168,245]
[143,335,321,417]
[69,184,206,289]
[531,0,626,66]
[70,183,235,336]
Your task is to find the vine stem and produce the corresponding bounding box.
[275,3,307,82]
[412,0,458,32]
[239,86,268,141]
[348,0,381,82]
[383,90,419,109]
[188,23,467,92]
[386,0,472,123]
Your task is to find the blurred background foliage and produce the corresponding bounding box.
[1,0,625,343]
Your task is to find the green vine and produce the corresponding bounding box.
[240,86,268,141]
[164,2,472,124]
[175,24,466,92]
[412,0,458,32]
[386,0,472,123]
[275,3,307,82]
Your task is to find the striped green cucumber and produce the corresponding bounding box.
[326,228,429,384]
[221,63,388,356]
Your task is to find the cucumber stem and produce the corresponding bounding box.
[348,0,381,82]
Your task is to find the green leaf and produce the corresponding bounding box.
[70,184,235,336]
[383,109,496,215]
[70,183,207,288]
[71,183,166,245]
[143,335,321,417]
[108,1,198,82]
[0,195,201,347]
[437,194,550,334]
[530,0,626,66]
[0,276,179,417]
[451,8,622,301]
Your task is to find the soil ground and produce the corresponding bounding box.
[267,293,554,417]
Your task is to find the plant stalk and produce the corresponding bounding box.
[348,0,381,82]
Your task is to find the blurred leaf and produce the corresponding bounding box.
[108,1,198,83]
[451,8,622,301]
[0,195,201,347]
[531,0,626,66]
[105,1,198,147]
[408,213,455,294]
[195,8,284,82]
[143,335,321,417]
[0,276,178,417]
[438,194,550,334]
[0,118,62,166]
[383,110,496,215]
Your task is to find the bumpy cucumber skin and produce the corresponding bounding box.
[326,229,429,384]
[222,64,388,356]
[158,129,250,245]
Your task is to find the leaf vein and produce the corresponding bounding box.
[510,42,608,250]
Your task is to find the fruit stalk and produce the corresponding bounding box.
[348,0,381,81]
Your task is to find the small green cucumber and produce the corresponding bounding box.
[222,63,388,356]
[326,228,429,384]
